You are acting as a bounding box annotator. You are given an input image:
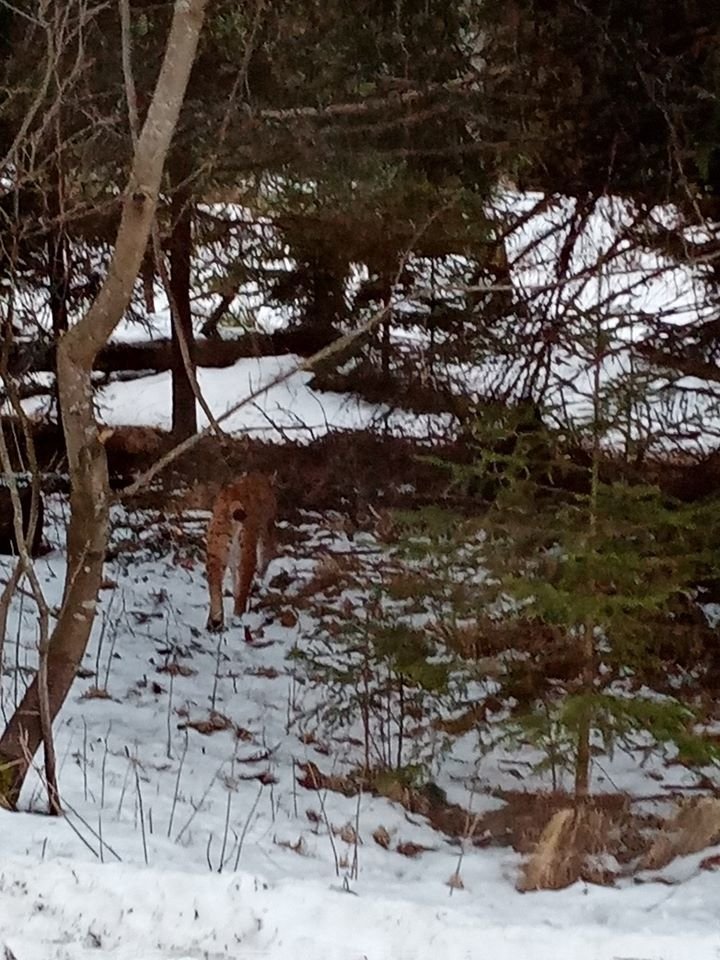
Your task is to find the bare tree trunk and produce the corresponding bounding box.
[200,287,237,338]
[574,322,603,805]
[46,217,69,337]
[573,625,594,802]
[380,274,392,377]
[0,0,207,810]
[141,245,156,314]
[169,186,198,439]
[308,254,346,334]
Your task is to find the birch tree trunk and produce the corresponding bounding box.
[0,0,208,809]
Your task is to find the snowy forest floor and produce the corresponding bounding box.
[0,495,719,959]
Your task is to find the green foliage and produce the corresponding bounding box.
[488,411,717,775]
[374,764,427,795]
[391,507,487,620]
[397,379,720,795]
[290,573,468,777]
[502,692,719,785]
[481,0,720,201]
[500,705,577,787]
[489,480,703,644]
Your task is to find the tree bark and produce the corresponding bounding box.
[200,288,237,338]
[379,274,392,377]
[141,245,156,314]
[169,186,197,439]
[308,255,346,334]
[46,219,69,337]
[0,0,207,809]
[4,325,342,376]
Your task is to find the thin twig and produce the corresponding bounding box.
[127,746,149,865]
[232,781,264,871]
[167,730,188,839]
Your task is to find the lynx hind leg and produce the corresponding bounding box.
[256,522,276,579]
[232,529,257,619]
[206,516,230,632]
[232,555,256,618]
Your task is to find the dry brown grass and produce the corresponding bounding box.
[296,761,360,797]
[396,840,436,858]
[292,760,667,878]
[433,701,490,736]
[177,711,234,736]
[275,836,309,856]
[438,619,493,660]
[517,804,615,891]
[104,425,168,458]
[373,826,391,848]
[384,571,427,602]
[437,616,585,697]
[518,808,576,891]
[80,686,112,700]
[640,797,720,871]
[292,553,362,602]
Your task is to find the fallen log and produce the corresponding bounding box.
[9,325,340,376]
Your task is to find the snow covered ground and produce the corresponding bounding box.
[10,353,450,442]
[3,852,719,960]
[95,354,449,440]
[2,189,720,956]
[0,499,719,959]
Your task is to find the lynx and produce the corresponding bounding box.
[205,472,277,632]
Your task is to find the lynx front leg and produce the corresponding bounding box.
[206,520,230,632]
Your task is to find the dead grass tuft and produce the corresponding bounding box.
[384,571,427,602]
[275,836,308,856]
[449,615,583,681]
[373,826,391,849]
[432,695,507,736]
[293,554,361,601]
[517,805,616,892]
[296,760,359,797]
[333,821,360,845]
[81,686,112,701]
[157,662,196,678]
[292,761,650,871]
[396,840,436,858]
[105,425,167,458]
[640,797,720,871]
[278,609,298,628]
[178,711,234,736]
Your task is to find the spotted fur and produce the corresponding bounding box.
[205,472,277,632]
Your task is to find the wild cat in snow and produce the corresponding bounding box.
[205,472,277,632]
